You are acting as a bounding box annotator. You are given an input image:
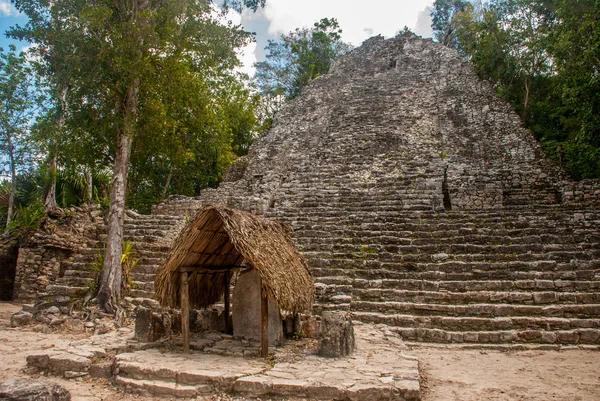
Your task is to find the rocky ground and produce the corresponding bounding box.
[1,302,599,401]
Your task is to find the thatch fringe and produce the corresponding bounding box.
[155,205,314,313]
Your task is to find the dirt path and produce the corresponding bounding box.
[412,345,600,401]
[2,302,599,401]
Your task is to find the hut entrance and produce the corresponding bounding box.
[155,205,314,357]
[0,244,18,301]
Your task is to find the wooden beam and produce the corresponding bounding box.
[261,284,269,358]
[224,270,231,334]
[181,271,190,354]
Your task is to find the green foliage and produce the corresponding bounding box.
[120,240,139,295]
[7,0,264,216]
[444,0,600,179]
[7,198,45,232]
[254,18,353,118]
[87,240,139,297]
[431,0,469,48]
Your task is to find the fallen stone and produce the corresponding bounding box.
[10,312,33,327]
[319,312,355,357]
[0,378,71,401]
[64,371,88,379]
[46,306,61,315]
[26,353,52,372]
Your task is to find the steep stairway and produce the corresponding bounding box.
[46,213,185,301]
[268,201,600,346]
[123,214,186,300]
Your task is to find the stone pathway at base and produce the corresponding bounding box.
[114,322,421,400]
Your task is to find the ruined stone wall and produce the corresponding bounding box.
[12,206,106,302]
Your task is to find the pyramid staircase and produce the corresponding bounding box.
[267,188,600,345]
[46,214,185,301]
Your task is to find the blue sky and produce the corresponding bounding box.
[1,0,434,75]
[0,1,28,51]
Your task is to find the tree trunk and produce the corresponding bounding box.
[44,153,58,210]
[44,82,68,211]
[86,167,93,204]
[161,165,173,199]
[523,77,531,121]
[94,82,138,314]
[5,132,17,230]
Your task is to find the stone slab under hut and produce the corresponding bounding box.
[114,322,420,400]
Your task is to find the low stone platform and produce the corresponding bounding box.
[115,322,421,400]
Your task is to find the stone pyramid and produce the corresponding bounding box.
[153,34,600,346]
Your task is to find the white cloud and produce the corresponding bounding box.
[261,0,434,46]
[0,1,16,16]
[236,41,258,77]
[414,6,433,38]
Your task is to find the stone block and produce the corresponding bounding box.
[318,312,355,358]
[49,353,91,374]
[578,329,600,344]
[0,379,71,401]
[10,311,32,327]
[134,307,172,342]
[233,376,272,395]
[232,269,282,345]
[557,331,579,344]
[89,362,114,378]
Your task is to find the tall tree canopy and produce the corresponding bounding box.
[254,17,352,119]
[434,0,600,180]
[9,0,265,313]
[0,45,38,230]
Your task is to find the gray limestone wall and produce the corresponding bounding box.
[12,206,106,302]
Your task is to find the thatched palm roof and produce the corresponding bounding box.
[155,204,314,312]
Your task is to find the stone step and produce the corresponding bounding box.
[133,281,154,292]
[348,278,600,292]
[115,376,212,398]
[55,276,94,287]
[123,235,168,244]
[130,289,156,299]
[46,284,88,297]
[62,269,96,279]
[351,288,600,304]
[350,312,600,333]
[132,264,161,275]
[350,302,600,318]
[391,326,600,345]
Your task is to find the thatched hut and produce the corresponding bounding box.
[155,204,314,355]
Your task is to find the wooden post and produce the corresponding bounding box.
[261,285,269,358]
[223,270,231,334]
[181,271,190,354]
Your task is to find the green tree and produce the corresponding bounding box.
[10,0,265,314]
[431,0,469,48]
[254,17,352,112]
[0,45,37,230]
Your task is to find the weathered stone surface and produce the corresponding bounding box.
[10,311,32,327]
[113,324,420,400]
[319,312,355,357]
[48,353,92,375]
[0,378,71,401]
[134,307,172,342]
[232,269,282,345]
[89,362,114,378]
